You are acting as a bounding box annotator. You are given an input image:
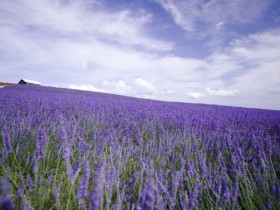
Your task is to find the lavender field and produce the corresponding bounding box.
[0,85,280,210]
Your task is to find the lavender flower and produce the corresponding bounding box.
[187,162,196,177]
[59,117,74,184]
[265,197,272,210]
[188,182,200,210]
[35,127,46,160]
[77,161,91,208]
[113,189,124,210]
[52,178,62,199]
[3,130,13,155]
[199,154,208,179]
[226,134,233,149]
[66,158,74,185]
[46,175,54,187]
[60,121,71,160]
[78,136,89,153]
[38,176,43,189]
[27,175,34,192]
[170,171,181,208]
[17,184,33,210]
[89,162,105,210]
[0,178,14,210]
[231,176,239,203]
[74,158,82,174]
[138,161,156,210]
[0,198,14,210]
[32,159,38,174]
[222,185,231,203]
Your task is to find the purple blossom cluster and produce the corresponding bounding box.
[0,84,280,209]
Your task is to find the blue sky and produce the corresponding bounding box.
[1,0,280,110]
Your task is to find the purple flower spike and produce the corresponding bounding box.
[38,176,43,189]
[32,159,38,174]
[59,117,71,160]
[265,198,272,210]
[187,162,195,177]
[89,162,105,210]
[27,175,34,192]
[0,199,14,210]
[77,161,91,208]
[17,183,33,210]
[35,127,46,160]
[46,175,54,187]
[59,117,74,184]
[113,190,125,210]
[170,171,181,208]
[66,158,74,185]
[52,178,62,199]
[3,130,13,155]
[138,160,156,210]
[188,182,200,210]
[223,186,231,202]
[0,178,14,210]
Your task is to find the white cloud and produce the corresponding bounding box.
[153,0,194,31]
[205,53,241,78]
[135,94,156,100]
[230,31,280,62]
[155,56,205,80]
[190,28,280,97]
[159,89,173,95]
[103,80,131,95]
[134,78,158,93]
[70,80,132,95]
[206,88,239,97]
[116,81,129,94]
[186,88,239,99]
[224,29,280,95]
[185,92,206,99]
[70,78,168,99]
[215,21,225,30]
[154,0,270,36]
[69,84,106,93]
[0,0,173,52]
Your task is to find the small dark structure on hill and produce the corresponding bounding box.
[18,79,40,85]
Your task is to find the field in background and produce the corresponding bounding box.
[0,84,280,209]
